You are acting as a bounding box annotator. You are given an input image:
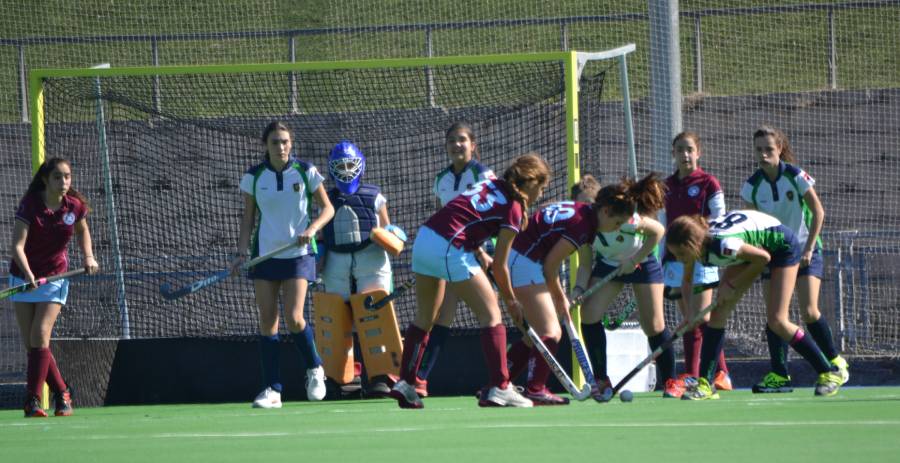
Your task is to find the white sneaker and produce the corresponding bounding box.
[306,366,326,401]
[485,384,533,408]
[252,387,282,409]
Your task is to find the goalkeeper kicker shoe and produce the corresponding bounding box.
[252,387,282,409]
[815,371,843,397]
[752,371,793,393]
[306,366,327,401]
[681,376,719,401]
[831,355,850,385]
[389,379,424,409]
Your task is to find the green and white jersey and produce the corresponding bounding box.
[593,212,649,266]
[740,162,820,250]
[433,160,495,206]
[703,210,792,267]
[240,157,324,258]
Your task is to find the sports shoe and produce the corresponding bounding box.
[481,384,533,408]
[366,375,392,398]
[524,387,570,406]
[389,379,423,409]
[24,395,48,418]
[306,366,327,401]
[252,387,283,409]
[663,377,685,399]
[831,356,850,385]
[752,371,793,393]
[53,389,73,417]
[714,370,734,391]
[814,371,843,397]
[681,376,720,401]
[591,377,614,403]
[413,376,429,397]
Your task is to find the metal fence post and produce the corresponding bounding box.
[693,14,703,93]
[151,37,161,114]
[289,35,299,114]
[827,7,838,90]
[425,26,435,108]
[18,44,28,123]
[560,22,569,51]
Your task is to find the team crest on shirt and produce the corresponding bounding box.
[786,191,794,201]
[616,235,624,242]
[63,212,76,226]
[293,183,301,192]
[723,248,733,256]
[688,185,700,197]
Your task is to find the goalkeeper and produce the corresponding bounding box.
[315,141,406,398]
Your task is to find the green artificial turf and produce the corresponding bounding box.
[2,387,898,463]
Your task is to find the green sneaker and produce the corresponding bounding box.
[831,356,850,385]
[752,372,793,393]
[815,371,843,397]
[681,377,719,401]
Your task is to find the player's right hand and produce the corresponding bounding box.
[505,299,524,326]
[229,255,247,276]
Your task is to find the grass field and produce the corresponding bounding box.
[2,387,899,462]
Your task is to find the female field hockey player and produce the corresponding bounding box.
[316,140,406,398]
[415,121,496,397]
[10,157,100,417]
[741,125,848,393]
[389,153,550,409]
[661,131,731,396]
[666,211,844,399]
[500,175,605,406]
[572,174,680,400]
[231,121,335,408]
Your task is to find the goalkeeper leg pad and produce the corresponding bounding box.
[350,289,403,378]
[313,292,355,384]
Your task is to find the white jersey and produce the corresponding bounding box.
[593,212,645,266]
[240,158,324,258]
[740,162,820,250]
[704,209,792,267]
[433,160,495,206]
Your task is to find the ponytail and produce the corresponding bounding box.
[629,173,666,215]
[571,174,601,202]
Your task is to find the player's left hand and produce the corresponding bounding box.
[298,226,317,248]
[84,256,100,275]
[800,250,813,268]
[477,251,493,271]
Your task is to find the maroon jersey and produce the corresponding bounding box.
[664,168,723,223]
[512,201,597,263]
[424,179,524,251]
[10,193,87,278]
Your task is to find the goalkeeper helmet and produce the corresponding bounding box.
[328,141,366,195]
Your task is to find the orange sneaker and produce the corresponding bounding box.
[413,377,428,397]
[663,377,686,399]
[714,370,733,391]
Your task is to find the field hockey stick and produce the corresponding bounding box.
[611,298,722,396]
[524,321,591,401]
[159,241,299,300]
[602,299,637,330]
[0,268,86,301]
[563,318,597,388]
[363,276,416,311]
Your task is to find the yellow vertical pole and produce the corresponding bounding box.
[563,51,584,388]
[29,73,51,410]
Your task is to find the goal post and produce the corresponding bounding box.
[27,46,638,389]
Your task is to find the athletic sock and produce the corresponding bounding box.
[648,328,676,383]
[581,321,608,380]
[698,325,725,383]
[506,339,531,382]
[291,324,323,369]
[480,324,509,389]
[766,325,790,377]
[806,316,839,360]
[399,324,430,384]
[716,337,729,373]
[526,337,557,392]
[788,329,835,374]
[682,326,703,377]
[46,350,67,393]
[26,348,51,399]
[258,335,282,392]
[417,324,450,381]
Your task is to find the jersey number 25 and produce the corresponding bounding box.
[463,180,508,212]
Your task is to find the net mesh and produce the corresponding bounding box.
[1,1,899,394]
